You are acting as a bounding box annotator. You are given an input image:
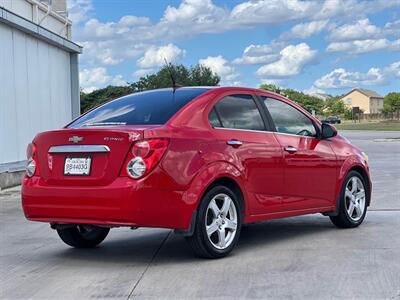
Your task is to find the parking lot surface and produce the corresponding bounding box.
[1,130,399,299]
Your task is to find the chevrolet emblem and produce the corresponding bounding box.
[68,136,83,143]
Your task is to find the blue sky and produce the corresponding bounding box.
[68,0,400,96]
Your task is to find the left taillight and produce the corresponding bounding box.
[120,139,169,179]
[26,143,38,177]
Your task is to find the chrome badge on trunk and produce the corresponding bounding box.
[69,136,83,143]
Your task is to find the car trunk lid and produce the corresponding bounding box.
[33,125,160,186]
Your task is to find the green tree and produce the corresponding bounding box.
[80,64,220,112]
[131,64,219,92]
[259,83,280,93]
[260,84,324,115]
[324,96,352,119]
[383,92,400,120]
[80,85,134,113]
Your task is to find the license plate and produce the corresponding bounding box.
[64,157,91,176]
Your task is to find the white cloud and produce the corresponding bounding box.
[133,68,156,78]
[230,0,317,25]
[80,40,147,66]
[282,20,329,39]
[313,0,399,20]
[385,61,400,77]
[162,0,227,27]
[111,75,129,87]
[327,38,400,54]
[314,61,400,89]
[256,43,317,77]
[303,85,326,95]
[233,42,284,65]
[67,0,93,24]
[326,18,400,54]
[72,0,400,91]
[384,20,400,36]
[199,55,239,85]
[328,19,382,42]
[314,68,383,89]
[119,15,151,27]
[83,17,150,39]
[79,67,127,93]
[75,0,400,69]
[137,44,186,69]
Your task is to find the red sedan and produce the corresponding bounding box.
[22,87,371,258]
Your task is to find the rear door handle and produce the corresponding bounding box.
[284,146,298,153]
[227,139,243,147]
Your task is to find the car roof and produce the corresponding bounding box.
[147,86,282,96]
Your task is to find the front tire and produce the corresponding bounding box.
[330,171,368,228]
[57,225,110,248]
[185,185,242,258]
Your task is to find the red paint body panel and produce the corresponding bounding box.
[22,87,371,230]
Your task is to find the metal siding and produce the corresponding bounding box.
[0,22,72,165]
[0,23,19,163]
[13,29,30,160]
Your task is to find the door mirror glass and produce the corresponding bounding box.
[321,123,337,139]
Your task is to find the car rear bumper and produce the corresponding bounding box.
[21,173,192,229]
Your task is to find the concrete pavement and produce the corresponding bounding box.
[1,130,399,299]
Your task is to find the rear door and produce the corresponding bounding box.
[261,96,337,210]
[209,94,285,215]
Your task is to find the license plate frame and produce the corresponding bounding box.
[64,157,92,176]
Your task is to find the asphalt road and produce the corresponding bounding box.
[1,130,399,300]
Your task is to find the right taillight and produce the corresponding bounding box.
[121,139,169,179]
[26,143,38,177]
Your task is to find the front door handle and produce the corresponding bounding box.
[227,139,243,147]
[284,146,298,153]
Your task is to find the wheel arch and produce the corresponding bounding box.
[347,165,371,206]
[203,176,246,216]
[336,162,371,210]
[176,162,247,236]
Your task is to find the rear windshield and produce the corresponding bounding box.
[69,88,209,128]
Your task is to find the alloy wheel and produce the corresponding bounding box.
[205,193,238,250]
[345,176,366,221]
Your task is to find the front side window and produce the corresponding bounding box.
[263,97,316,137]
[210,94,265,131]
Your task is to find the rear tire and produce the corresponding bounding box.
[57,225,109,248]
[185,185,242,258]
[330,171,367,228]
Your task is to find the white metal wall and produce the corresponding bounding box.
[0,22,72,164]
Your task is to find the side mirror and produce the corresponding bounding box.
[320,123,337,139]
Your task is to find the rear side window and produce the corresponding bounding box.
[209,108,222,127]
[69,88,209,127]
[210,95,265,131]
[263,97,316,137]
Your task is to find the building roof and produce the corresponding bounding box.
[0,7,81,53]
[341,88,383,99]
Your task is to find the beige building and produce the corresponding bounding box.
[340,88,384,114]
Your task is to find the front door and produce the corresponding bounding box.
[261,96,337,211]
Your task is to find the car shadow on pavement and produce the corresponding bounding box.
[52,216,336,264]
[237,216,334,251]
[53,229,174,265]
